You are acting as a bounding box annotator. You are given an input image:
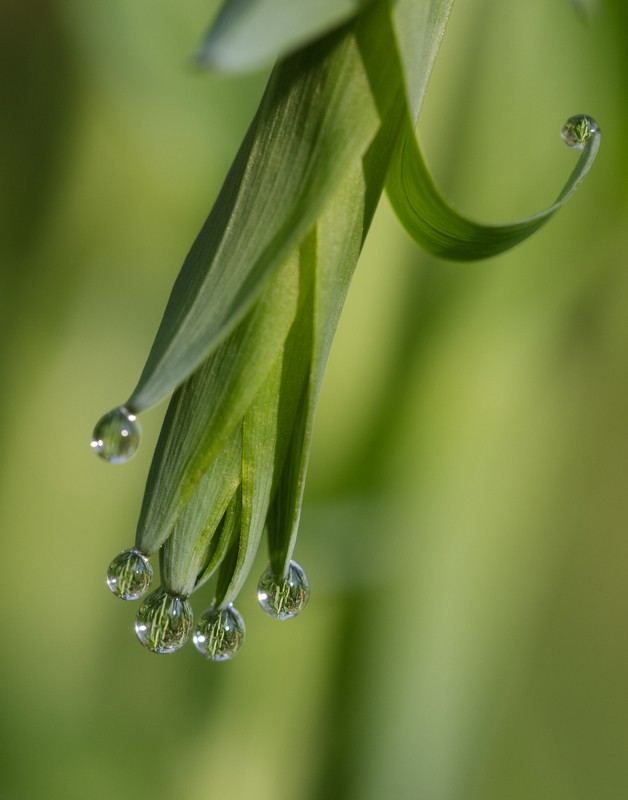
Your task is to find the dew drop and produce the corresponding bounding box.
[106,548,153,600]
[134,587,193,653]
[257,560,310,620]
[91,406,140,464]
[193,603,245,661]
[561,114,600,150]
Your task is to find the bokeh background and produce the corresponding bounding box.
[2,0,628,797]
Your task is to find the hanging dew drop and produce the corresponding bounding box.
[134,587,193,653]
[257,560,310,620]
[561,114,600,150]
[193,603,246,661]
[106,548,153,600]
[91,406,140,463]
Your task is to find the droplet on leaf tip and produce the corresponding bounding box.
[257,560,309,620]
[561,114,600,150]
[107,548,153,600]
[193,603,245,661]
[135,587,193,654]
[91,406,140,463]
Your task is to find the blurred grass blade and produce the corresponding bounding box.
[196,0,374,71]
[127,13,388,414]
[386,109,601,260]
[134,251,299,555]
[570,0,598,22]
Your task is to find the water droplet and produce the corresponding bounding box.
[257,560,310,620]
[193,603,245,661]
[135,587,193,653]
[91,406,140,463]
[106,548,153,600]
[561,114,600,150]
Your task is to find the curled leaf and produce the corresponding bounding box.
[386,110,601,260]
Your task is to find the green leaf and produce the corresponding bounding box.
[139,235,316,597]
[196,0,375,71]
[161,350,288,600]
[127,15,386,414]
[130,0,601,605]
[264,242,316,576]
[158,426,242,595]
[185,0,461,577]
[134,249,299,557]
[213,355,284,606]
[386,110,601,261]
[260,2,457,574]
[195,488,243,594]
[160,235,318,598]
[267,160,369,574]
[390,0,455,122]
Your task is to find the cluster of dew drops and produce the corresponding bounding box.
[90,114,599,658]
[91,406,309,661]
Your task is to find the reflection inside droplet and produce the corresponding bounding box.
[91,406,140,463]
[257,560,310,620]
[107,548,153,600]
[561,114,600,150]
[135,587,193,653]
[193,603,245,661]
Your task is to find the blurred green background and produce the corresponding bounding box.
[2,0,628,798]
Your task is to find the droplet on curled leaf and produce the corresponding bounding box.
[561,114,600,150]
